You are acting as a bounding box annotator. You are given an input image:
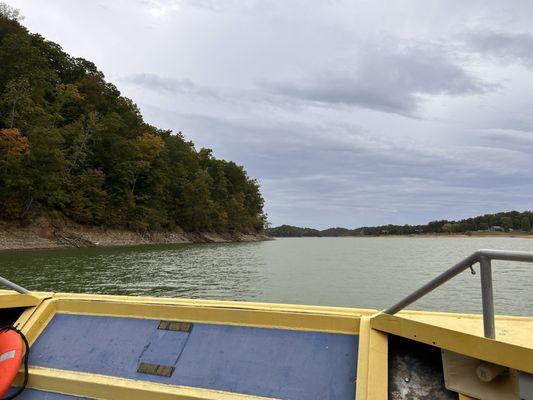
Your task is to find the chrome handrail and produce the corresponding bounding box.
[0,276,29,294]
[384,249,533,339]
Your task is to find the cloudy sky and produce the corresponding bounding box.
[10,0,533,228]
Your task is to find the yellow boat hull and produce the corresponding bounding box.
[1,290,532,400]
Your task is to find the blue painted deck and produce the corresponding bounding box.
[7,389,88,399]
[30,314,358,400]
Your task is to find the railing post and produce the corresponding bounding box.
[479,255,495,339]
[0,276,29,294]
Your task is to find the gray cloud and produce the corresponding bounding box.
[466,31,533,66]
[139,103,533,227]
[260,45,490,115]
[480,129,533,152]
[13,0,533,228]
[121,73,222,99]
[123,42,493,118]
[138,0,264,13]
[119,72,315,116]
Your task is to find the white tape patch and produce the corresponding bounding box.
[0,350,15,363]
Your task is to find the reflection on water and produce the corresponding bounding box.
[1,237,532,316]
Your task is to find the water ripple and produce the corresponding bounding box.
[1,238,532,315]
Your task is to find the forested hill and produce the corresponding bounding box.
[267,211,533,237]
[0,6,265,233]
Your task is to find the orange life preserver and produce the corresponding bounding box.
[0,328,23,398]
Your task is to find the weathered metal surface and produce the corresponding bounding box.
[388,336,457,400]
[158,321,192,332]
[137,362,175,377]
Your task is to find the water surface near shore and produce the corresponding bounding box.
[1,237,532,316]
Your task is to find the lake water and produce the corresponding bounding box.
[1,237,532,316]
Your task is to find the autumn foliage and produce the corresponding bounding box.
[0,128,30,158]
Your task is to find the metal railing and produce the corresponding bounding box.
[0,276,29,294]
[384,249,533,339]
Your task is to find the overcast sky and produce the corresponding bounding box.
[10,0,533,228]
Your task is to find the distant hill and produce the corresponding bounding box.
[320,227,354,236]
[266,210,533,237]
[265,225,321,237]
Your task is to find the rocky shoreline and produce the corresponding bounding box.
[0,219,272,251]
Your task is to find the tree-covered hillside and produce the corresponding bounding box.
[0,5,265,233]
[265,225,321,237]
[267,211,533,237]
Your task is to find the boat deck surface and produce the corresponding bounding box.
[28,313,358,400]
[8,389,88,399]
[2,290,532,400]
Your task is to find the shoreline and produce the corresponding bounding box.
[271,232,533,239]
[364,232,533,238]
[0,219,272,251]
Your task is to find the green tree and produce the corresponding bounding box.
[478,222,489,231]
[521,216,531,232]
[442,223,459,234]
[501,217,513,231]
[1,77,32,128]
[0,12,265,233]
[68,169,108,224]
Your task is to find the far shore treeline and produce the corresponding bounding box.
[0,5,265,233]
[267,211,533,237]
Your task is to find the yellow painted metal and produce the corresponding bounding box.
[54,292,376,317]
[53,296,363,334]
[355,317,388,400]
[396,310,533,349]
[0,289,53,299]
[14,366,281,400]
[18,298,57,346]
[0,293,40,309]
[13,306,38,329]
[355,317,370,400]
[0,291,371,337]
[371,312,533,374]
[459,394,478,400]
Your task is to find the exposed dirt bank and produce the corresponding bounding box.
[0,219,272,251]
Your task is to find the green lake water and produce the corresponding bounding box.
[1,237,532,315]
